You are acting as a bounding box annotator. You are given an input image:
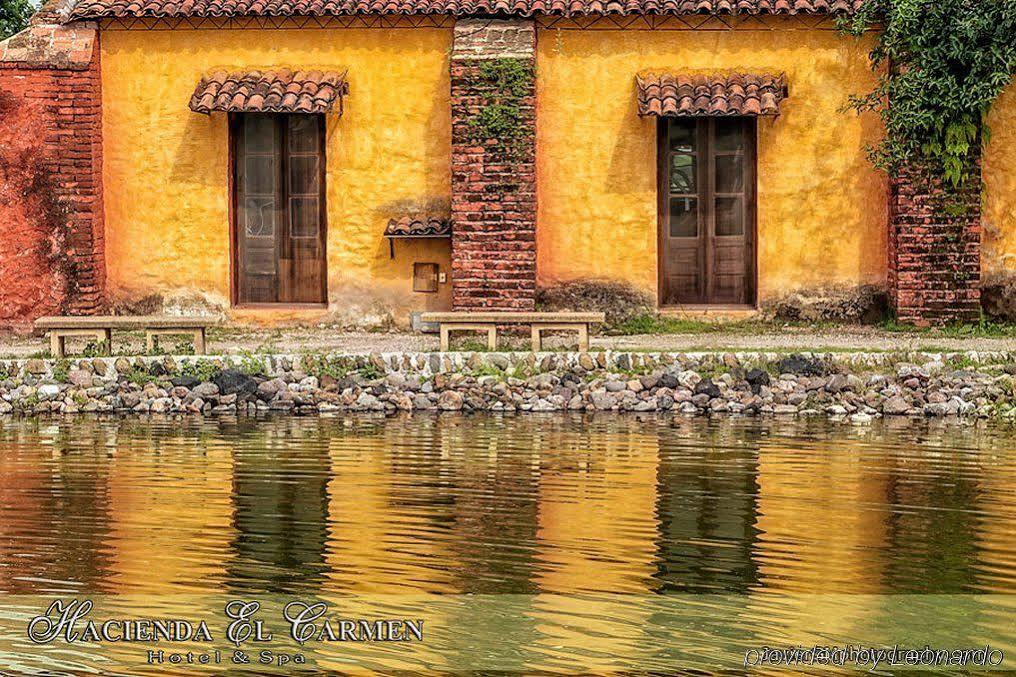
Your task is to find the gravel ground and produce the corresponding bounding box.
[1,324,1014,357]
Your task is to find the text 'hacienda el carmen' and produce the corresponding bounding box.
[27,599,425,645]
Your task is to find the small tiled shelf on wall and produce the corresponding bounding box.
[384,216,452,259]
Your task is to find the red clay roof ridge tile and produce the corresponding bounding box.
[70,0,866,21]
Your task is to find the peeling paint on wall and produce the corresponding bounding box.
[0,91,69,326]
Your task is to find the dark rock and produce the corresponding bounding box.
[746,368,770,388]
[148,362,168,376]
[693,379,721,399]
[775,355,827,376]
[691,393,711,407]
[171,375,201,389]
[657,373,679,389]
[213,370,258,397]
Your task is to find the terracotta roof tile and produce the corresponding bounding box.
[189,68,347,114]
[636,72,788,117]
[384,216,452,237]
[71,0,864,20]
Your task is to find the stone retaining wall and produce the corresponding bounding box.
[2,350,1015,420]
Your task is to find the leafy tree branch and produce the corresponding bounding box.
[1,0,33,40]
[842,0,1016,188]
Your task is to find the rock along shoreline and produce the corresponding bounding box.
[1,350,1016,421]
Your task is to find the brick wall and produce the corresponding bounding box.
[888,165,982,326]
[450,18,537,311]
[0,21,104,326]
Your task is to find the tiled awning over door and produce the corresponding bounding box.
[189,69,348,114]
[636,73,787,117]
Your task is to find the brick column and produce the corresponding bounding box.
[450,18,537,311]
[888,165,981,326]
[0,16,104,325]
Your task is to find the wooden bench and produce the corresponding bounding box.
[420,312,605,352]
[34,316,216,357]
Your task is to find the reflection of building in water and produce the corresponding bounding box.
[530,420,660,672]
[428,416,541,594]
[882,431,981,594]
[753,435,890,594]
[321,415,545,672]
[972,430,1016,655]
[105,419,235,595]
[226,418,332,595]
[324,416,460,595]
[653,422,761,594]
[100,419,237,673]
[749,430,892,647]
[0,420,115,593]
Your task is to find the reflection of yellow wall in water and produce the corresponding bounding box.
[749,439,890,641]
[324,435,457,595]
[104,439,235,593]
[321,432,460,673]
[0,452,47,590]
[532,430,659,670]
[101,22,453,325]
[536,19,886,301]
[971,438,1016,655]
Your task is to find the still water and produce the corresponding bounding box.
[0,415,1013,673]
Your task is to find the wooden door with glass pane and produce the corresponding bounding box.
[658,117,756,306]
[233,114,327,305]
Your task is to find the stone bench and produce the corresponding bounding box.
[420,312,606,352]
[34,316,216,357]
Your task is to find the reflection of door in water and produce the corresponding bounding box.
[658,117,756,306]
[233,114,327,305]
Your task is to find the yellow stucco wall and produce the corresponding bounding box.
[110,20,1005,318]
[101,22,453,324]
[535,20,887,303]
[984,81,1016,279]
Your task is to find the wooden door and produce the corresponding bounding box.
[658,118,756,306]
[234,114,327,305]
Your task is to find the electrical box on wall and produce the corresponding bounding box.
[413,263,440,293]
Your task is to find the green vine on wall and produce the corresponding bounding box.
[467,58,534,159]
[841,0,1016,190]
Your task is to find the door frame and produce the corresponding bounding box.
[229,112,329,308]
[656,117,758,308]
